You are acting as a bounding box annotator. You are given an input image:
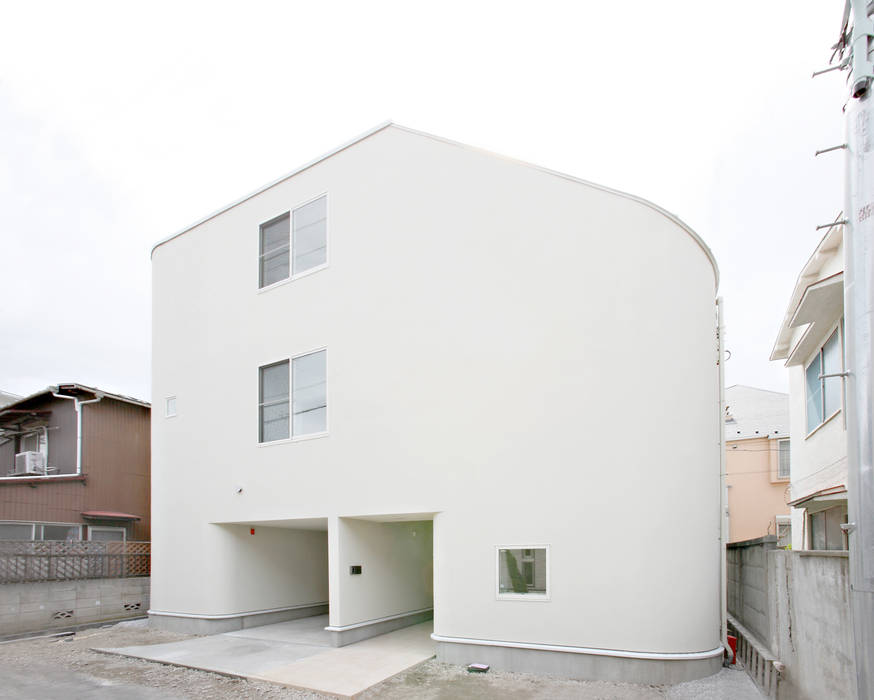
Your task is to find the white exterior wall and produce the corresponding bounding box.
[331,518,432,627]
[152,126,720,655]
[781,240,847,550]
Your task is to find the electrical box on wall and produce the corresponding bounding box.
[349,565,362,575]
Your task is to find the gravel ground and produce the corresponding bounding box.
[0,621,762,700]
[361,659,761,700]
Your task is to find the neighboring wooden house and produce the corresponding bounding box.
[0,383,150,542]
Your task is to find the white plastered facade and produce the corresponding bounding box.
[771,224,848,551]
[150,124,722,681]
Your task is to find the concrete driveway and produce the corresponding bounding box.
[96,615,435,698]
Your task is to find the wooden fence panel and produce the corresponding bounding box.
[0,541,150,583]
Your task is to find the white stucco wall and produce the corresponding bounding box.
[781,238,847,550]
[331,518,432,627]
[151,125,720,654]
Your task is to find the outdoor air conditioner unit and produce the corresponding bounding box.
[14,451,46,475]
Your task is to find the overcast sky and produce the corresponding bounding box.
[0,1,848,401]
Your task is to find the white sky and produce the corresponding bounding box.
[0,1,847,401]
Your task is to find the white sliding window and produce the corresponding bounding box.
[259,213,291,288]
[292,195,327,275]
[292,350,327,436]
[259,361,290,442]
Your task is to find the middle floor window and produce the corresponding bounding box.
[259,349,327,443]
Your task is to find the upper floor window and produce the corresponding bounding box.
[805,326,842,434]
[259,195,327,289]
[777,439,790,479]
[259,349,327,443]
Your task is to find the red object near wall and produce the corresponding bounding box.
[726,635,737,664]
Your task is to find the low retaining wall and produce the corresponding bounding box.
[0,577,149,638]
[726,535,778,646]
[771,551,855,700]
[727,538,856,700]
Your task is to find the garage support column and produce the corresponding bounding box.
[327,515,342,628]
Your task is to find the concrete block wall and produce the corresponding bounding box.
[770,551,855,700]
[728,539,856,700]
[726,535,778,646]
[0,577,149,637]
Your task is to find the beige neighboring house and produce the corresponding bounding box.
[725,385,791,544]
[771,222,848,551]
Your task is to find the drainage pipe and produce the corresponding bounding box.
[50,389,103,475]
[717,297,727,651]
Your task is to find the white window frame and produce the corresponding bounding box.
[37,522,83,541]
[0,521,37,540]
[496,544,550,601]
[257,193,329,293]
[165,396,177,418]
[776,515,791,548]
[804,321,844,438]
[88,525,126,543]
[777,438,790,480]
[257,347,329,445]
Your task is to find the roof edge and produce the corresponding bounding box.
[150,121,394,259]
[770,218,844,361]
[725,384,789,396]
[389,124,719,290]
[150,122,719,289]
[2,384,150,411]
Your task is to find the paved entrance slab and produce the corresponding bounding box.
[96,615,435,698]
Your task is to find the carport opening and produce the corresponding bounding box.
[330,515,434,642]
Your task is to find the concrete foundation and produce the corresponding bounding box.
[148,602,328,635]
[325,607,433,646]
[435,639,723,685]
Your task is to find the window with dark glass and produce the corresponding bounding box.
[805,327,842,433]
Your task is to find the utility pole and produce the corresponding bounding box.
[839,2,874,698]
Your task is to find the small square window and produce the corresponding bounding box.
[165,396,177,418]
[497,546,549,599]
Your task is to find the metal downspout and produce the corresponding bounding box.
[717,297,728,651]
[51,390,103,475]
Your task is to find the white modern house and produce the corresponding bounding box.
[771,222,848,550]
[150,123,724,682]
